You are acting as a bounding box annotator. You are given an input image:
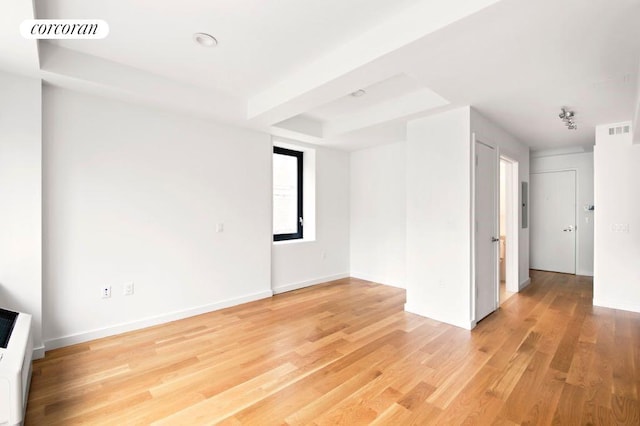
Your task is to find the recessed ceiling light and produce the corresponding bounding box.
[193,32,217,47]
[350,89,366,98]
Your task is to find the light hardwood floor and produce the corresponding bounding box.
[26,270,640,425]
[499,280,515,305]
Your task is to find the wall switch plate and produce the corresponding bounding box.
[124,282,134,296]
[216,223,224,233]
[611,223,630,233]
[101,285,111,298]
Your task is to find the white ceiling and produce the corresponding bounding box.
[3,0,639,151]
[35,0,419,96]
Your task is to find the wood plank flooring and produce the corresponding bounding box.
[26,270,640,425]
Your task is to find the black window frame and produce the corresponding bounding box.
[273,146,303,241]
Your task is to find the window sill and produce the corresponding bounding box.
[273,238,316,246]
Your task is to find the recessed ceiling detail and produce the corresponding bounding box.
[272,74,450,143]
[306,74,445,123]
[192,33,217,48]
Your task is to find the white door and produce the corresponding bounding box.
[530,171,576,274]
[475,141,498,322]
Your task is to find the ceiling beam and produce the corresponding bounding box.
[246,0,503,125]
[39,44,247,125]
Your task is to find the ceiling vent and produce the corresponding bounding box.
[608,125,631,136]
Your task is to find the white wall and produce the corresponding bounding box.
[593,122,640,313]
[531,152,594,276]
[271,144,350,293]
[499,161,506,236]
[471,108,530,289]
[0,71,43,353]
[43,86,273,348]
[405,107,472,329]
[350,142,406,288]
[634,64,640,144]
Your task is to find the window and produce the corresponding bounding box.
[273,146,303,241]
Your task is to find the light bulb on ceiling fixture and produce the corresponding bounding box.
[559,107,577,130]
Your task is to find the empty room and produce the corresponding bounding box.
[1,0,639,424]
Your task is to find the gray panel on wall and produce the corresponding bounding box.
[522,181,528,229]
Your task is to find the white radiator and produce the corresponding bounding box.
[0,310,33,426]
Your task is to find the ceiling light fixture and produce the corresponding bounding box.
[350,89,366,98]
[193,32,218,47]
[559,107,577,130]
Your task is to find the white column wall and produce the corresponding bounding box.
[593,122,640,312]
[405,107,473,329]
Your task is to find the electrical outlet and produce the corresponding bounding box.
[123,282,134,296]
[101,285,111,298]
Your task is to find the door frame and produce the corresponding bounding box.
[530,169,578,274]
[470,133,499,325]
[499,155,520,294]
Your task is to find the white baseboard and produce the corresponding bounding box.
[519,277,531,290]
[593,298,640,314]
[32,345,45,360]
[350,272,405,289]
[272,273,349,294]
[404,303,474,330]
[44,290,273,351]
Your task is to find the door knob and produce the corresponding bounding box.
[563,225,575,232]
[491,237,500,242]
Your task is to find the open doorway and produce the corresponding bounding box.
[499,156,519,304]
